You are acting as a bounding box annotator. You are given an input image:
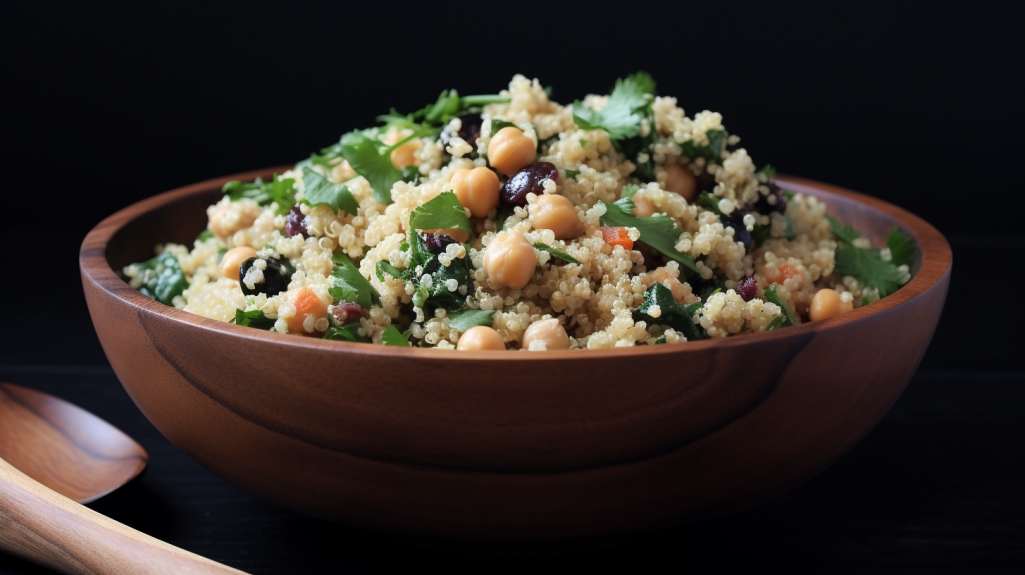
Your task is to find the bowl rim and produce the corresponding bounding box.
[80,167,952,362]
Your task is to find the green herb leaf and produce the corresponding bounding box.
[222,174,297,216]
[381,325,411,347]
[331,253,380,309]
[766,315,786,331]
[886,227,915,268]
[826,214,862,244]
[758,164,776,180]
[416,256,471,311]
[195,229,214,243]
[598,200,698,273]
[460,94,511,106]
[572,72,656,140]
[613,184,640,213]
[376,260,406,282]
[680,129,729,164]
[533,243,580,265]
[834,244,902,297]
[234,308,275,330]
[632,283,706,341]
[301,167,358,215]
[695,191,723,215]
[565,169,580,179]
[406,229,433,271]
[132,253,188,306]
[323,322,368,343]
[447,309,496,332]
[751,222,769,247]
[494,205,516,231]
[408,192,471,234]
[764,283,800,326]
[489,119,519,134]
[339,131,403,204]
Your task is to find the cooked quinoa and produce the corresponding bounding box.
[124,73,914,350]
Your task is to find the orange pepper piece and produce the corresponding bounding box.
[601,226,634,250]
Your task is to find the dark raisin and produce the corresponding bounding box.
[439,113,482,151]
[751,182,787,215]
[721,215,753,254]
[736,276,757,302]
[419,231,458,254]
[284,206,309,238]
[501,162,558,206]
[331,301,364,325]
[239,257,290,297]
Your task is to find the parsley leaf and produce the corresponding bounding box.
[339,131,404,204]
[376,260,406,282]
[448,309,496,332]
[381,325,411,347]
[330,253,380,309]
[887,227,915,268]
[301,167,358,215]
[131,252,188,306]
[826,214,861,244]
[632,283,706,341]
[834,245,901,297]
[488,119,519,134]
[680,129,729,164]
[572,72,655,140]
[598,200,698,273]
[408,192,471,234]
[827,216,912,297]
[414,255,471,311]
[695,191,723,215]
[758,164,777,180]
[323,322,368,343]
[534,243,580,265]
[764,283,800,326]
[613,184,640,213]
[234,308,275,330]
[222,174,297,216]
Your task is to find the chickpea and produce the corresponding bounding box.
[456,326,506,351]
[384,132,421,169]
[522,318,570,351]
[209,205,256,239]
[809,288,854,322]
[632,194,656,217]
[285,287,329,335]
[664,163,697,201]
[450,167,500,218]
[219,246,257,281]
[487,127,536,176]
[528,194,582,240]
[483,231,536,290]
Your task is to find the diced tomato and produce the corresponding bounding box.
[600,227,634,250]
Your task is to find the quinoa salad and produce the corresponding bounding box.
[124,73,915,350]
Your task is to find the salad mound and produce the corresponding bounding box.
[124,73,915,350]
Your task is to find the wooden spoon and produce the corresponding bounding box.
[0,382,247,574]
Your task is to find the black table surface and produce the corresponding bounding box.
[2,238,1024,574]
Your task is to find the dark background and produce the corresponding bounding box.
[2,2,1023,573]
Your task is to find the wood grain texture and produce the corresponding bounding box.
[0,384,147,504]
[79,169,952,541]
[0,456,247,574]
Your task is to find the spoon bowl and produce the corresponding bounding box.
[0,382,148,503]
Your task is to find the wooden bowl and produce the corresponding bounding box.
[80,168,951,542]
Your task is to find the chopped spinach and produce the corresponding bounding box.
[131,252,188,306]
[323,322,368,343]
[632,283,706,341]
[234,308,275,330]
[679,129,729,164]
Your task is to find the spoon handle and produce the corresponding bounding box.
[0,457,246,575]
